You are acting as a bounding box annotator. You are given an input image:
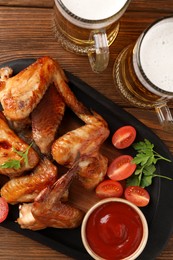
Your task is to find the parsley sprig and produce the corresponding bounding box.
[126,139,172,188]
[0,143,32,170]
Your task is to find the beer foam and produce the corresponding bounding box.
[60,0,129,20]
[140,17,173,92]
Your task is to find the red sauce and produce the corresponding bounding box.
[86,201,143,260]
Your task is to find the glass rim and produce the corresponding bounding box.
[135,15,173,96]
[56,0,131,27]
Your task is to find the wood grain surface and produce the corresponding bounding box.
[0,0,173,259]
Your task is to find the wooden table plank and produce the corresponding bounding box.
[0,0,172,11]
[0,0,53,8]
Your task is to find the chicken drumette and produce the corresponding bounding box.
[0,56,68,122]
[1,157,58,204]
[17,163,84,230]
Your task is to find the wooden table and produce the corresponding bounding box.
[0,0,173,259]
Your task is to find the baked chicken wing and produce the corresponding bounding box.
[1,158,58,204]
[0,56,68,121]
[17,163,84,230]
[51,73,110,188]
[0,112,39,178]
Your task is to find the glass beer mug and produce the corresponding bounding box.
[53,0,131,73]
[113,16,173,128]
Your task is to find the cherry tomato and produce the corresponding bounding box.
[96,179,123,199]
[107,155,136,181]
[112,125,136,149]
[124,186,150,207]
[0,197,9,223]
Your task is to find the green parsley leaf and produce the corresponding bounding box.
[0,142,33,170]
[133,139,154,150]
[126,139,172,188]
[0,159,21,170]
[12,142,32,168]
[140,174,153,187]
[126,174,141,186]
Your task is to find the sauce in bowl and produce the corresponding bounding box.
[81,198,148,260]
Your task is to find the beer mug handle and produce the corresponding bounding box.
[155,103,173,129]
[88,29,109,73]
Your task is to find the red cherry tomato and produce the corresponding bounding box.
[96,179,123,199]
[107,155,136,181]
[0,197,9,223]
[124,186,150,207]
[112,125,136,149]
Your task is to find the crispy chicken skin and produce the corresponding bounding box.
[0,112,39,178]
[0,56,67,121]
[32,84,65,154]
[17,163,84,230]
[1,158,58,204]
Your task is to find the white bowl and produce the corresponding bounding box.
[81,198,148,260]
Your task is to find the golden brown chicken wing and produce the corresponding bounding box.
[0,112,39,178]
[51,75,110,189]
[32,84,65,154]
[0,56,67,121]
[0,157,58,204]
[17,163,84,230]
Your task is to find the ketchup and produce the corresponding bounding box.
[86,201,143,260]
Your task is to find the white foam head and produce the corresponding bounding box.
[139,17,173,93]
[60,0,129,20]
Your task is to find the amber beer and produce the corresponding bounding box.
[114,16,173,108]
[53,0,131,73]
[53,0,130,54]
[54,4,119,54]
